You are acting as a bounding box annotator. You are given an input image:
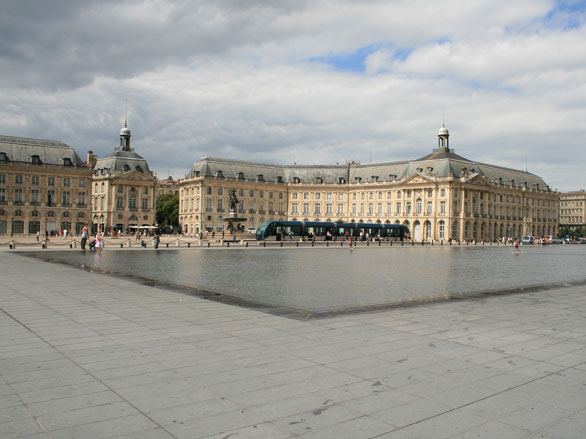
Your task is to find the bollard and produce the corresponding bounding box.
[411,241,414,246]
[390,240,392,246]
[263,241,266,247]
[326,242,329,247]
[166,243,169,248]
[69,243,72,249]
[367,241,369,247]
[227,242,230,247]
[296,242,299,247]
[421,241,424,246]
[245,242,248,247]
[280,241,283,247]
[120,243,123,248]
[187,242,190,248]
[208,242,210,247]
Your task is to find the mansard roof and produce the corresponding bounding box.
[187,153,550,190]
[0,135,86,167]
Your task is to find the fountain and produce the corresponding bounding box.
[223,189,247,234]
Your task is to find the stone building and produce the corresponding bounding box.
[559,190,586,229]
[179,126,558,241]
[89,123,157,235]
[156,176,179,199]
[0,135,91,236]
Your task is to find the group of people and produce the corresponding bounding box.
[80,226,103,252]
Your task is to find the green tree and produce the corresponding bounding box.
[156,194,179,230]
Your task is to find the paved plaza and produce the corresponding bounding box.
[1,250,586,438]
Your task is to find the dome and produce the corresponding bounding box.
[438,125,449,136]
[120,126,131,136]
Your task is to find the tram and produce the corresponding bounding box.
[255,220,409,241]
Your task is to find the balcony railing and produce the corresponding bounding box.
[13,201,24,206]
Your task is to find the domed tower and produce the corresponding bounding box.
[438,124,449,151]
[120,121,131,151]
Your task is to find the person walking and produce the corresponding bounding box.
[154,232,160,249]
[81,225,88,250]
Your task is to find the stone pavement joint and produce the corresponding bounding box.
[1,252,586,438]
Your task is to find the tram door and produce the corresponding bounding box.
[413,221,422,241]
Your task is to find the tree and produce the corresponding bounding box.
[156,194,179,231]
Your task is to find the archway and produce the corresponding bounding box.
[413,220,422,241]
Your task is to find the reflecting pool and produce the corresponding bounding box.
[28,245,586,315]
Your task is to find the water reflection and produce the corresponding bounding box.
[33,245,586,313]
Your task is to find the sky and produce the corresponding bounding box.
[1,0,585,192]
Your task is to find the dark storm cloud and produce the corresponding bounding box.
[0,0,307,90]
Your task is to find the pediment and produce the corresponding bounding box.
[403,173,436,184]
[463,173,490,186]
[114,170,156,182]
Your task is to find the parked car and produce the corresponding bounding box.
[521,235,534,245]
[550,237,565,244]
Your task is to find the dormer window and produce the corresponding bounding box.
[276,176,283,183]
[0,152,9,162]
[135,165,143,173]
[31,155,42,165]
[63,158,73,166]
[123,164,131,172]
[388,174,396,182]
[354,177,362,182]
[338,177,346,184]
[315,177,323,184]
[371,176,378,182]
[237,172,244,180]
[193,171,200,177]
[426,167,433,173]
[293,177,301,184]
[257,174,264,182]
[416,168,423,172]
[216,170,223,178]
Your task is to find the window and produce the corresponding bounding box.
[352,203,356,214]
[292,203,298,214]
[427,189,433,197]
[396,202,401,214]
[316,193,321,200]
[360,203,365,215]
[416,199,422,214]
[387,192,392,199]
[327,193,332,200]
[62,191,71,206]
[314,203,321,214]
[0,188,4,203]
[218,187,223,195]
[292,193,297,199]
[143,187,148,195]
[15,175,23,185]
[259,191,264,198]
[368,203,373,215]
[426,201,432,215]
[142,198,149,209]
[31,189,39,203]
[338,193,344,200]
[278,192,283,199]
[0,152,8,162]
[440,201,446,214]
[47,190,55,206]
[129,194,136,209]
[441,188,446,197]
[206,187,212,195]
[78,179,85,188]
[63,178,70,187]
[116,197,123,209]
[337,204,344,215]
[217,199,223,211]
[326,203,332,215]
[249,189,254,197]
[377,203,382,215]
[30,175,39,185]
[304,193,309,200]
[0,174,4,184]
[239,189,244,197]
[303,203,309,214]
[14,188,23,203]
[406,202,412,215]
[269,192,273,199]
[397,191,402,198]
[407,190,412,197]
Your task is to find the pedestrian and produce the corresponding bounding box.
[81,225,88,250]
[36,231,39,241]
[96,233,103,252]
[154,232,160,249]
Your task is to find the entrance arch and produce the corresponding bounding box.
[413,220,422,241]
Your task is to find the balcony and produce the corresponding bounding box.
[216,208,224,213]
[76,203,86,208]
[142,208,150,212]
[13,201,24,206]
[258,210,266,214]
[30,201,41,206]
[206,208,213,212]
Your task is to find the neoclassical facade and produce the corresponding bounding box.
[0,135,92,236]
[559,190,586,228]
[89,124,157,234]
[179,126,558,241]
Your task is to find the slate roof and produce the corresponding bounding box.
[93,147,152,174]
[0,135,86,167]
[187,148,550,190]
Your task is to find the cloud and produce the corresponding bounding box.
[0,0,584,191]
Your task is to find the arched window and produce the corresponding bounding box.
[416,198,422,214]
[31,155,42,165]
[439,220,445,239]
